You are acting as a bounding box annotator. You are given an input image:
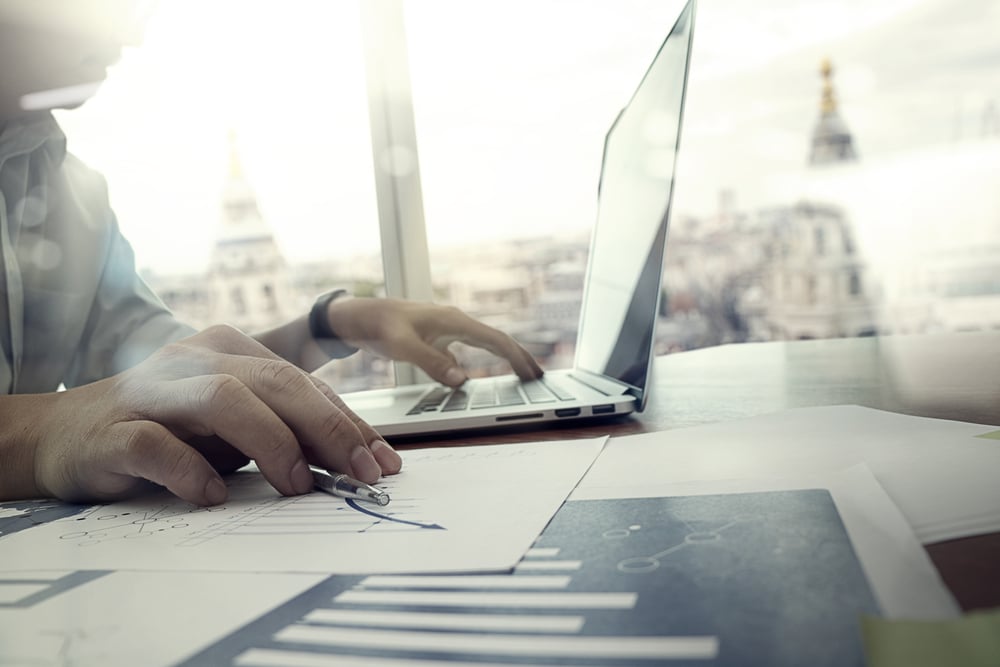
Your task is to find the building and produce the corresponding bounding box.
[148,134,294,333]
[808,59,858,166]
[758,202,876,339]
[758,59,875,339]
[205,135,294,333]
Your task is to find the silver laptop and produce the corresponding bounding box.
[338,0,696,438]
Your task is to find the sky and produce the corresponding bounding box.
[54,0,1000,275]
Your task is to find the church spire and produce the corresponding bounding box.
[809,58,858,166]
[217,130,271,244]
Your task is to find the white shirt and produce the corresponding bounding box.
[0,113,194,394]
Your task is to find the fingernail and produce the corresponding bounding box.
[291,460,313,495]
[370,439,402,474]
[205,478,228,505]
[350,446,382,483]
[445,367,467,386]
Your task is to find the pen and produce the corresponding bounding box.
[311,468,391,506]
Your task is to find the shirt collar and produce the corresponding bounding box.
[0,113,67,167]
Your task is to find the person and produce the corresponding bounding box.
[0,3,542,507]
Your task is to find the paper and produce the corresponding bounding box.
[0,570,324,667]
[177,487,883,667]
[862,608,1000,667]
[574,463,959,620]
[0,437,606,575]
[576,405,1000,544]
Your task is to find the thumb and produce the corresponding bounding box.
[400,340,468,387]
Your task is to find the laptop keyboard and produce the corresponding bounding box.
[407,378,576,415]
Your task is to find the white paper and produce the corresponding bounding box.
[0,570,324,667]
[575,405,1000,544]
[0,437,606,575]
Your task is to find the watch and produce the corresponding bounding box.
[308,289,359,358]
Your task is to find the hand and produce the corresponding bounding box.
[25,325,402,506]
[326,298,544,386]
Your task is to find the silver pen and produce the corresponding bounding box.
[311,468,391,506]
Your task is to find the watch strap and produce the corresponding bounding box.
[308,289,359,358]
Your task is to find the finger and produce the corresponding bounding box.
[112,421,230,506]
[211,357,377,479]
[390,334,471,387]
[170,326,384,492]
[305,375,402,477]
[431,314,544,381]
[430,310,543,378]
[140,375,316,496]
[489,338,544,380]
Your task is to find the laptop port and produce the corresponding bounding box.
[555,408,581,418]
[592,404,616,415]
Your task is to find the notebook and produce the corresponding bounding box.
[338,0,696,438]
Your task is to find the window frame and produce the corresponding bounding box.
[360,0,433,385]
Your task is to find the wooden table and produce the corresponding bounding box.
[392,332,1000,612]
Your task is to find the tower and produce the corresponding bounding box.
[808,59,858,165]
[206,132,292,331]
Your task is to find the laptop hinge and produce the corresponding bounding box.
[567,370,633,397]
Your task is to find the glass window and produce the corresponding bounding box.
[404,0,684,373]
[56,0,394,389]
[405,0,999,365]
[56,0,1000,390]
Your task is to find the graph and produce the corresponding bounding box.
[0,438,608,575]
[54,472,440,548]
[178,490,880,667]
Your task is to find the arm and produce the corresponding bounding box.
[254,296,544,385]
[0,395,46,501]
[0,325,402,506]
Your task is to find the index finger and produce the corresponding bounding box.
[185,328,398,480]
[436,312,544,380]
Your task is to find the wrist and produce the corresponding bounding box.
[0,394,50,500]
[309,289,359,358]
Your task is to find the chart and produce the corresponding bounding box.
[179,490,880,667]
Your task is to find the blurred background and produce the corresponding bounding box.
[56,0,1000,390]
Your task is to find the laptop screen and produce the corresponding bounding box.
[573,0,694,408]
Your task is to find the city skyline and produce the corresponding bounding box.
[53,0,999,275]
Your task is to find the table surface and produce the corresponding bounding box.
[392,332,1000,612]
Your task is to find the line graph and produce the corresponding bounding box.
[55,472,445,547]
[0,437,607,575]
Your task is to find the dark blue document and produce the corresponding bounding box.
[181,490,879,666]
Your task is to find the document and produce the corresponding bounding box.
[0,570,325,667]
[175,466,953,667]
[575,464,959,620]
[576,405,1000,544]
[0,421,961,666]
[0,437,606,575]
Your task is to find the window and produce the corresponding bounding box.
[402,1,693,371]
[57,1,393,387]
[56,0,1000,386]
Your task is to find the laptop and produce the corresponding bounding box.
[337,0,696,438]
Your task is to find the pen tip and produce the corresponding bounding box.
[375,492,391,506]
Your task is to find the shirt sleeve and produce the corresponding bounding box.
[63,179,195,388]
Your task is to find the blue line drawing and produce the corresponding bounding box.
[346,498,446,530]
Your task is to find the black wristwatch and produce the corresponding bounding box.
[308,289,359,358]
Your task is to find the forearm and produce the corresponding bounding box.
[0,394,49,501]
[252,315,332,372]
